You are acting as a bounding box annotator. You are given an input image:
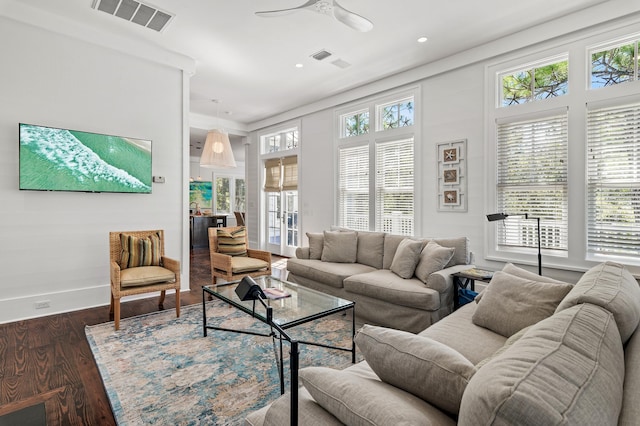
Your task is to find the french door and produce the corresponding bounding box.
[266,191,298,257]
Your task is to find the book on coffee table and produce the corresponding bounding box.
[263,287,291,300]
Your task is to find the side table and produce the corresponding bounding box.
[452,269,494,310]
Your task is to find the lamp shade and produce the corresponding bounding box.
[200,129,236,168]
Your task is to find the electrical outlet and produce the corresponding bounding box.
[34,300,50,309]
[153,176,165,183]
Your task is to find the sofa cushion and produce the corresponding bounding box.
[300,367,456,426]
[383,234,427,269]
[355,324,476,415]
[230,256,269,274]
[321,231,357,263]
[472,270,573,337]
[287,258,376,289]
[415,241,455,283]
[555,261,640,344]
[120,233,162,269]
[619,322,640,425]
[390,238,424,278]
[306,232,324,260]
[420,303,507,365]
[120,265,175,287]
[355,231,385,269]
[459,303,624,426]
[344,270,440,310]
[433,237,469,267]
[216,227,247,256]
[263,387,342,426]
[475,262,571,303]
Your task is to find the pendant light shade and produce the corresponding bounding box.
[200,129,236,168]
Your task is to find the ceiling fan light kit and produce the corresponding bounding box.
[255,0,373,32]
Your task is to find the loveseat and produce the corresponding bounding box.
[246,261,640,425]
[286,230,471,333]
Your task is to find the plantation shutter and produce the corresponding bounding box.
[338,145,369,231]
[281,156,298,191]
[263,158,281,192]
[587,101,640,259]
[496,112,568,251]
[375,138,414,236]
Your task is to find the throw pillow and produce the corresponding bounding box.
[120,233,162,269]
[306,232,324,260]
[475,262,569,303]
[355,325,475,415]
[321,231,357,263]
[216,227,247,256]
[472,271,573,337]
[389,238,424,279]
[300,367,456,426]
[414,241,455,283]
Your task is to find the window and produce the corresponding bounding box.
[375,138,414,234]
[496,112,569,253]
[377,98,414,130]
[262,128,298,153]
[336,90,418,235]
[214,175,245,214]
[340,109,369,138]
[499,56,568,106]
[587,101,640,260]
[590,38,640,89]
[338,145,369,231]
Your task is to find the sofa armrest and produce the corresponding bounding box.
[426,264,475,293]
[296,247,310,259]
[247,249,272,264]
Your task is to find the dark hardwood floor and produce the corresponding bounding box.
[0,248,281,425]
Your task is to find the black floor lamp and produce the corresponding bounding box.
[487,213,542,275]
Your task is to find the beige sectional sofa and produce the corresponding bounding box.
[246,261,640,425]
[286,230,472,333]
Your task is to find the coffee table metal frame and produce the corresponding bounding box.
[202,276,356,426]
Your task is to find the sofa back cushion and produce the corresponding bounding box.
[459,303,624,426]
[555,261,640,344]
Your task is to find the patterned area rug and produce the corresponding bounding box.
[86,299,358,425]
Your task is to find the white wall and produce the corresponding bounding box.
[0,18,187,322]
[248,11,640,284]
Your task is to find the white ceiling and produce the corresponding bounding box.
[3,0,624,159]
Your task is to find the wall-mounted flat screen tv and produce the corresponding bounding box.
[19,123,152,193]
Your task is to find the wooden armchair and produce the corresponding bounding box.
[109,230,181,330]
[209,226,271,285]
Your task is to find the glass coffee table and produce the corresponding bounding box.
[202,275,355,423]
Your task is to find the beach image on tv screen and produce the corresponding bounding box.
[19,124,152,193]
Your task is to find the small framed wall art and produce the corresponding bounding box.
[437,139,467,212]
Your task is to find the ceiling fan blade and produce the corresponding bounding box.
[255,0,319,17]
[333,0,373,32]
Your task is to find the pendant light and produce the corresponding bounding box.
[200,100,236,168]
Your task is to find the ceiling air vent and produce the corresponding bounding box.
[331,58,351,69]
[91,0,174,33]
[311,49,332,61]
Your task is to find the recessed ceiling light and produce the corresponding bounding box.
[417,36,428,43]
[295,63,304,68]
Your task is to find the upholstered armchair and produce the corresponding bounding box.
[208,226,271,285]
[109,230,181,330]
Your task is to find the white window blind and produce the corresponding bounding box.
[338,145,369,231]
[375,138,414,235]
[496,113,568,251]
[587,101,640,259]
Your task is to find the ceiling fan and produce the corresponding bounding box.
[255,0,373,32]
